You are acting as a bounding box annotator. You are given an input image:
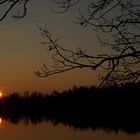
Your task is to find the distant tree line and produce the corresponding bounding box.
[0,82,139,134]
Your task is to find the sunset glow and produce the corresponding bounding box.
[0,118,2,124]
[0,92,2,98]
[0,92,2,97]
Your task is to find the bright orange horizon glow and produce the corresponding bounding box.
[0,118,2,124]
[0,92,2,98]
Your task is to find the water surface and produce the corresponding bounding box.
[0,119,140,140]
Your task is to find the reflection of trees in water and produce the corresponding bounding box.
[0,83,140,134]
[1,110,140,135]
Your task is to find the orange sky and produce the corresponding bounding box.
[0,1,102,95]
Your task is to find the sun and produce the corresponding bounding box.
[0,92,2,98]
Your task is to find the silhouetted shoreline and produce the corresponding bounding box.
[0,82,140,134]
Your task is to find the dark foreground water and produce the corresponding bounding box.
[0,118,140,140]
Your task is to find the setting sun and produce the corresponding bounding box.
[0,92,2,98]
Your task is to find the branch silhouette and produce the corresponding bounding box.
[0,0,30,22]
[35,0,140,86]
[0,0,139,85]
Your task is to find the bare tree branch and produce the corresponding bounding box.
[51,0,80,13]
[35,0,140,86]
[0,0,30,22]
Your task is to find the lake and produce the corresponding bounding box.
[0,118,140,140]
[0,87,140,140]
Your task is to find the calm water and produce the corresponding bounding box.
[0,119,140,140]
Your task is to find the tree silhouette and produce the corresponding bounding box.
[35,0,140,86]
[0,0,139,86]
[0,0,30,22]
